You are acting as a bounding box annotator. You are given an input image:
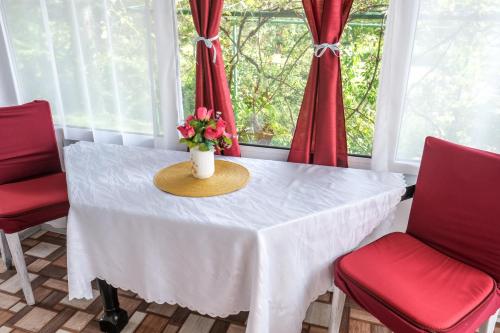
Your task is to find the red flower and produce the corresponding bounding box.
[177,107,232,151]
[204,126,219,140]
[177,124,195,138]
[215,118,226,137]
[195,107,213,121]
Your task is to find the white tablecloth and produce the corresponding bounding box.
[65,142,405,333]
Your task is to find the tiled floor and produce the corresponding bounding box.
[0,230,497,333]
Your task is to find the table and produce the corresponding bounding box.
[64,142,407,333]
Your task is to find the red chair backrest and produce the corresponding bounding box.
[407,137,500,282]
[0,100,61,185]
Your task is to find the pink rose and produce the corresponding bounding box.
[185,115,195,124]
[204,126,218,140]
[215,119,226,137]
[177,124,195,138]
[195,107,213,121]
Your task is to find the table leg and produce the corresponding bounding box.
[98,279,129,333]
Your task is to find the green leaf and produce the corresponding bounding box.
[207,119,217,128]
[193,133,203,143]
[190,120,203,130]
[206,140,215,150]
[180,138,196,148]
[198,143,210,151]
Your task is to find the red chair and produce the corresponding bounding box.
[0,100,69,305]
[334,137,500,333]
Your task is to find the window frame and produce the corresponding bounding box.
[0,0,374,169]
[176,5,388,157]
[239,143,372,169]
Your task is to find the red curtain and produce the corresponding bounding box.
[189,0,240,156]
[288,0,353,167]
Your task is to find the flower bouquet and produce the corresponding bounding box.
[177,107,233,179]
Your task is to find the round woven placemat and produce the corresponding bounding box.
[154,160,250,197]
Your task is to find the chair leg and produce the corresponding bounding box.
[479,310,499,333]
[0,231,13,270]
[328,286,347,333]
[5,233,34,305]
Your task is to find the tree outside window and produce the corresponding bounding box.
[177,0,388,156]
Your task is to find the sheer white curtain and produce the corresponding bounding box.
[0,6,16,106]
[372,0,500,173]
[0,0,182,149]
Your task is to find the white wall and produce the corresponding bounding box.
[393,199,412,232]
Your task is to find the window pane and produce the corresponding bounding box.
[177,0,388,155]
[49,0,92,129]
[343,2,388,155]
[106,0,156,134]
[2,0,158,135]
[396,0,500,161]
[3,0,63,125]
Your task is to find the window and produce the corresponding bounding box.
[177,0,388,156]
[395,0,500,160]
[1,0,159,136]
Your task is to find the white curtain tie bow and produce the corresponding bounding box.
[313,42,340,57]
[194,34,219,64]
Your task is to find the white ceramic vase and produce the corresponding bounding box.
[190,146,215,179]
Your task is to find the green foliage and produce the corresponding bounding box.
[180,138,197,148]
[4,0,158,134]
[198,142,214,152]
[5,0,389,154]
[177,0,389,156]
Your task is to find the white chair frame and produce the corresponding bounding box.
[0,230,35,305]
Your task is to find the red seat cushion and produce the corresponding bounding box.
[337,232,496,332]
[0,172,69,233]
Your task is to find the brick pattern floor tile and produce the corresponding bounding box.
[0,231,496,333]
